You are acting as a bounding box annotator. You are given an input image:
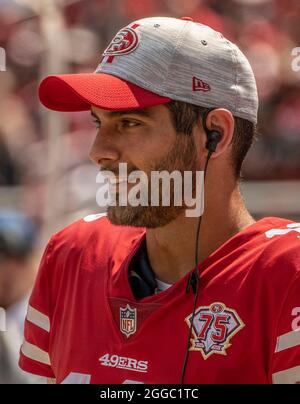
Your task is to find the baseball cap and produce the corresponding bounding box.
[39,16,258,123]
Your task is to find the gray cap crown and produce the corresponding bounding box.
[96,17,258,123]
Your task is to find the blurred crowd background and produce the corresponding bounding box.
[0,0,299,383]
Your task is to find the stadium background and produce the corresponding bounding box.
[0,0,299,383]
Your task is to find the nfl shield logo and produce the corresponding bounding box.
[120,304,137,338]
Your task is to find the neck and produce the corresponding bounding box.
[146,184,255,284]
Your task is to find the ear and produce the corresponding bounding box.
[203,108,235,158]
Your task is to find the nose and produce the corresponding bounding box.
[89,129,120,167]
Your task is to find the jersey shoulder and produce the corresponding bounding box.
[52,212,144,252]
[246,217,300,289]
[44,213,145,283]
[255,217,300,268]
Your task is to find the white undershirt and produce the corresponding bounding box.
[155,278,172,293]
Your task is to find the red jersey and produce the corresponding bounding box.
[19,215,300,384]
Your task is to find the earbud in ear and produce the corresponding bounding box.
[205,130,222,153]
[201,108,223,154]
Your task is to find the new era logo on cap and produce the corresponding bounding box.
[193,76,211,92]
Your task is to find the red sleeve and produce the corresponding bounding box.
[19,238,56,379]
[271,273,300,384]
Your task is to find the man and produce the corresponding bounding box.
[19,17,300,384]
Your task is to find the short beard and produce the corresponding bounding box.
[107,133,198,228]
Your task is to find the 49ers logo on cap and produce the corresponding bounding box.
[102,24,140,64]
[186,302,244,360]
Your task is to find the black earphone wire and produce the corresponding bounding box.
[180,150,213,384]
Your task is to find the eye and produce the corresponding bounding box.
[93,119,101,129]
[121,119,140,128]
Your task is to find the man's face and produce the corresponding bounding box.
[89,104,200,228]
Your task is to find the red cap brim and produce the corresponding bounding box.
[39,73,171,112]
